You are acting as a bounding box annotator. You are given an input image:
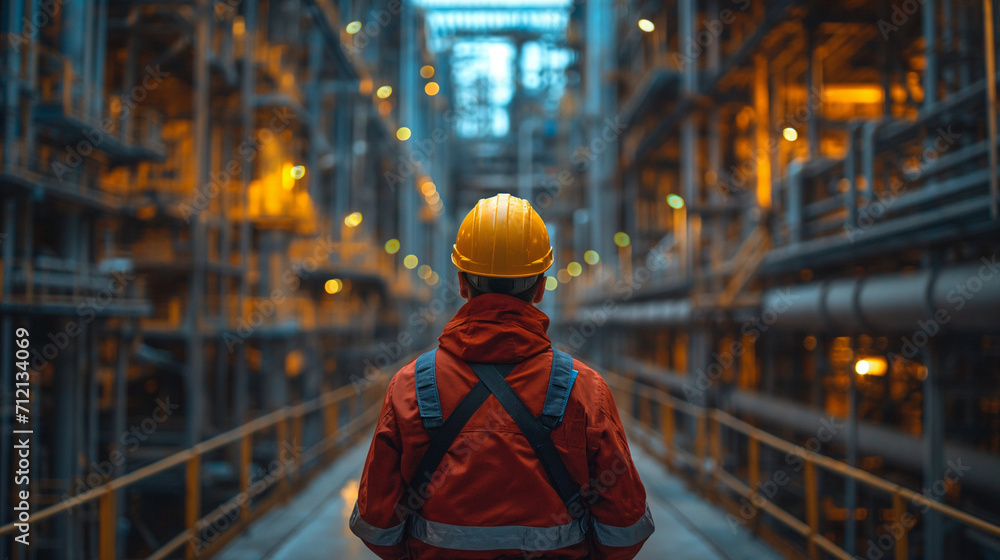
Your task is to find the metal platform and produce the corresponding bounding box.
[216,436,784,560]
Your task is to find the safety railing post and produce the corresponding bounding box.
[639,387,651,427]
[276,412,290,493]
[804,459,819,560]
[894,491,909,560]
[661,401,675,468]
[240,432,251,515]
[186,454,202,560]
[695,412,707,485]
[632,375,641,422]
[710,412,722,496]
[292,409,303,480]
[748,435,761,532]
[99,489,116,559]
[324,400,340,461]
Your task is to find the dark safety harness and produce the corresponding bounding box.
[402,347,587,522]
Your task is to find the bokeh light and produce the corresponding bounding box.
[345,21,361,34]
[425,82,440,96]
[638,19,655,32]
[614,232,631,247]
[567,262,583,277]
[290,165,305,179]
[420,65,435,78]
[667,194,685,209]
[545,277,558,291]
[584,250,600,265]
[396,127,411,141]
[324,279,343,294]
[783,127,799,141]
[344,212,363,227]
[376,85,392,99]
[403,254,418,269]
[384,239,400,254]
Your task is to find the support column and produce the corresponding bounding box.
[186,0,211,446]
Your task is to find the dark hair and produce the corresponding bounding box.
[464,273,543,302]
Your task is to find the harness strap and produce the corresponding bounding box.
[467,361,586,520]
[400,364,514,520]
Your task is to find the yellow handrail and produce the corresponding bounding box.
[0,353,417,559]
[604,371,1000,559]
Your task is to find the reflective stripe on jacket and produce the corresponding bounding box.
[351,293,654,560]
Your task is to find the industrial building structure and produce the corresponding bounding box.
[0,0,999,559]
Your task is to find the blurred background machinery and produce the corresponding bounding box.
[1,0,999,559]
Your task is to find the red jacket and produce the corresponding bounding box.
[351,294,653,559]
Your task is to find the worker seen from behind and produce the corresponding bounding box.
[350,193,654,559]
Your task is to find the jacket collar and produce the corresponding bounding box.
[438,294,552,364]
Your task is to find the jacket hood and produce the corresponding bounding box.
[438,293,551,363]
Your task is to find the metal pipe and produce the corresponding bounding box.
[761,261,1000,333]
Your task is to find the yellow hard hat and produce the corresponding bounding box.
[452,193,553,278]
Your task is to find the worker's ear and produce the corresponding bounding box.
[457,272,470,300]
[532,276,545,304]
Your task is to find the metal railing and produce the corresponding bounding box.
[604,371,1000,560]
[0,358,404,559]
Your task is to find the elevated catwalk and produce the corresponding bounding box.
[217,437,783,560]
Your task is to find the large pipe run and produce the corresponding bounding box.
[762,261,1000,333]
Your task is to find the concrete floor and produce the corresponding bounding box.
[216,435,784,560]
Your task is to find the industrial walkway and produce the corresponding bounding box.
[216,434,783,560]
